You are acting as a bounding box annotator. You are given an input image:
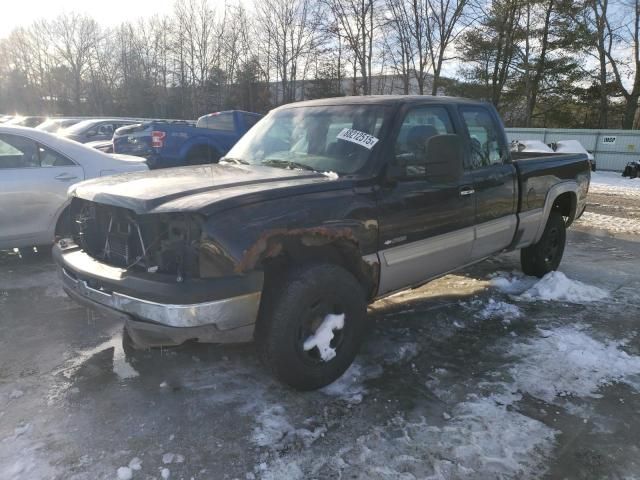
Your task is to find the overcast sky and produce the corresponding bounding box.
[0,0,176,38]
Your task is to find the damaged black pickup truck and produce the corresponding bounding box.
[54,96,591,390]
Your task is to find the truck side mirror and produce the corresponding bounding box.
[424,134,464,183]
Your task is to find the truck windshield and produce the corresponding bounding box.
[225,105,389,175]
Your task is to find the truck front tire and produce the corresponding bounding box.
[520,211,566,277]
[255,263,368,391]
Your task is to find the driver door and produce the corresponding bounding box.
[376,105,476,295]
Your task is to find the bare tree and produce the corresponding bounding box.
[324,0,377,95]
[256,0,322,104]
[47,13,101,111]
[425,0,471,95]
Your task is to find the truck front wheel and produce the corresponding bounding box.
[520,211,566,278]
[255,263,368,391]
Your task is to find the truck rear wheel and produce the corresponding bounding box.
[255,263,368,391]
[520,211,566,278]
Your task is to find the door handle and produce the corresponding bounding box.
[55,173,78,181]
[459,187,475,197]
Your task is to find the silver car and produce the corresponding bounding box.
[0,125,149,250]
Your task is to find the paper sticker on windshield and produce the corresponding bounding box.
[336,128,379,150]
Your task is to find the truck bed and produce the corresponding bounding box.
[512,152,590,215]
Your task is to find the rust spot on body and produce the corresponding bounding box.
[237,227,357,273]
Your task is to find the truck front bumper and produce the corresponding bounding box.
[53,241,263,347]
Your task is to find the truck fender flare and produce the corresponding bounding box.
[533,181,578,243]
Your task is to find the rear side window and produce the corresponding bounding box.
[460,107,504,168]
[39,144,75,167]
[394,106,454,177]
[204,113,235,132]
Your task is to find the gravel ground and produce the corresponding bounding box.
[1,179,639,480]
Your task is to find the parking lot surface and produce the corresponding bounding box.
[1,174,640,480]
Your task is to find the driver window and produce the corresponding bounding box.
[394,106,454,177]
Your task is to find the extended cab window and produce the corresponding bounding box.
[394,106,454,177]
[460,107,504,168]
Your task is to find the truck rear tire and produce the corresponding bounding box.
[520,211,566,278]
[255,263,368,391]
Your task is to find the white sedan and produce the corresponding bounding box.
[0,125,148,250]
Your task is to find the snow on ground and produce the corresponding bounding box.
[320,362,384,404]
[590,171,640,197]
[257,389,558,479]
[252,405,327,451]
[490,271,609,304]
[477,299,523,323]
[116,466,133,480]
[509,326,640,403]
[576,211,640,236]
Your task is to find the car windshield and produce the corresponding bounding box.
[225,105,389,175]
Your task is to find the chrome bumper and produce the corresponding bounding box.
[60,267,260,329]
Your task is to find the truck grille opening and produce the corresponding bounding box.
[69,198,201,277]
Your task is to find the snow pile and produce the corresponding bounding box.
[509,326,640,402]
[478,299,523,323]
[303,313,344,361]
[490,271,608,304]
[489,271,538,295]
[518,271,609,304]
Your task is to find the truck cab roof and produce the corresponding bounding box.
[278,95,489,109]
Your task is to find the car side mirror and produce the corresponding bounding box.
[87,130,96,137]
[424,134,464,183]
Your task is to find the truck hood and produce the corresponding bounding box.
[70,163,344,214]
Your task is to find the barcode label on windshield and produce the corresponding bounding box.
[336,128,379,150]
